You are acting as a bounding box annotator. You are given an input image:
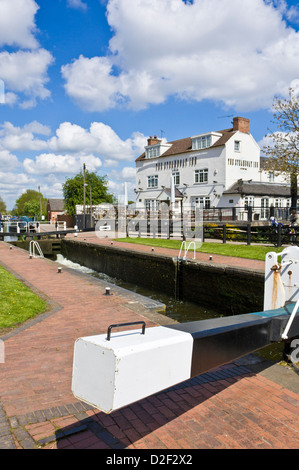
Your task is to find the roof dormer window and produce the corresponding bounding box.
[146,146,160,159]
[192,134,212,150]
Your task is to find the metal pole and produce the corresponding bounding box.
[90,186,92,214]
[277,224,282,247]
[247,224,251,245]
[83,163,86,229]
[38,185,42,221]
[223,224,226,244]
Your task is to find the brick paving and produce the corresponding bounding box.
[0,239,299,450]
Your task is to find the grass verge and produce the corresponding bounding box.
[0,265,47,333]
[115,238,284,261]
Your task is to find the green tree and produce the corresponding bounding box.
[63,169,115,216]
[0,197,6,213]
[23,200,41,217]
[263,88,299,208]
[14,190,47,217]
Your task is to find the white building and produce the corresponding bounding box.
[135,117,292,218]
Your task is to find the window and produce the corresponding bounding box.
[234,140,240,152]
[145,199,159,211]
[275,198,283,208]
[172,172,180,185]
[244,196,254,209]
[269,172,274,182]
[195,168,208,183]
[191,196,210,209]
[147,175,158,188]
[192,135,211,150]
[146,147,159,158]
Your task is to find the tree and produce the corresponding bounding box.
[23,200,41,218]
[0,197,6,213]
[263,88,299,209]
[14,190,47,217]
[63,169,115,216]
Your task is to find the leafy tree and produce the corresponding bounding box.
[63,169,115,216]
[0,197,6,213]
[14,190,47,217]
[23,200,41,217]
[263,88,299,208]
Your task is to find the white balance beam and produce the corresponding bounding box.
[72,306,297,414]
[72,322,193,414]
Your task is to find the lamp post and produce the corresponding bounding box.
[89,185,92,214]
[38,185,42,221]
[83,163,86,229]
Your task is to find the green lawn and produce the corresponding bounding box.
[0,265,47,332]
[115,238,284,261]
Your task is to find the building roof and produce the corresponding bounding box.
[223,180,291,197]
[47,199,65,211]
[157,187,184,199]
[135,127,237,162]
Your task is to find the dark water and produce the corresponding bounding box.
[56,255,221,323]
[94,272,221,323]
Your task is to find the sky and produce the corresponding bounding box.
[1,0,299,210]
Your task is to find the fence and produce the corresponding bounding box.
[124,220,296,247]
[203,223,298,246]
[200,206,291,222]
[93,204,296,247]
[1,221,41,234]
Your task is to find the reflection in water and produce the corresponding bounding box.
[55,255,221,323]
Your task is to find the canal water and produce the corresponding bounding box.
[56,254,221,323]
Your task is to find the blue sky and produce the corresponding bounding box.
[0,0,299,210]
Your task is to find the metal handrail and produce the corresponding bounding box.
[29,240,44,258]
[178,241,196,260]
[281,299,299,340]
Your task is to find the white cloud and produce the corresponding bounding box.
[0,150,19,170]
[23,121,51,136]
[110,166,136,181]
[0,120,146,159]
[0,0,39,49]
[0,1,53,108]
[67,0,87,10]
[103,159,119,168]
[23,153,102,175]
[62,56,123,112]
[0,122,50,152]
[0,49,53,107]
[0,119,145,208]
[49,121,146,160]
[62,0,299,112]
[0,171,35,187]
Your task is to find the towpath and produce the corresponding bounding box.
[0,238,298,450]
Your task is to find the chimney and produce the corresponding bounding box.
[147,135,161,146]
[233,117,250,133]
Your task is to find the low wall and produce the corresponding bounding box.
[61,239,264,315]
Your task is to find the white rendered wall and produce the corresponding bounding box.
[136,131,261,210]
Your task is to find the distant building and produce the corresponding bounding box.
[135,117,292,219]
[47,199,65,223]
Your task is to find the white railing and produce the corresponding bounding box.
[56,221,66,230]
[29,240,44,259]
[178,241,196,260]
[3,221,41,233]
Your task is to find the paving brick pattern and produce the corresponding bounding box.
[0,240,299,449]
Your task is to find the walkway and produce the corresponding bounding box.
[0,239,298,449]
